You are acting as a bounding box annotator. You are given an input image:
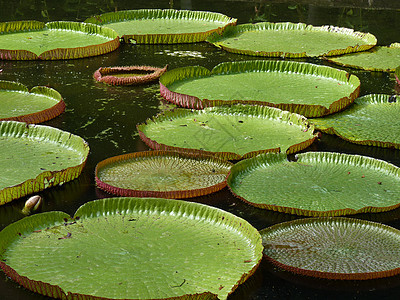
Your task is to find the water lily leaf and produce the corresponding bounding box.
[137,105,317,160]
[395,65,400,84]
[310,94,400,149]
[95,150,232,198]
[0,197,263,299]
[260,217,400,279]
[0,121,89,205]
[0,80,65,123]
[227,152,400,216]
[206,22,376,58]
[0,20,119,60]
[160,60,360,117]
[85,9,237,44]
[325,43,400,72]
[94,65,168,86]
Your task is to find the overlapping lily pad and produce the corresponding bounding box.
[206,22,377,58]
[160,60,360,117]
[261,217,400,279]
[227,152,400,216]
[326,43,400,72]
[0,197,263,299]
[85,9,237,44]
[137,105,317,160]
[0,21,119,60]
[95,150,232,198]
[310,94,400,149]
[0,121,89,205]
[94,65,168,85]
[0,80,65,123]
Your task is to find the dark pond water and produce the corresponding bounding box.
[1,0,400,299]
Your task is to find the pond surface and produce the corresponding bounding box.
[1,1,400,299]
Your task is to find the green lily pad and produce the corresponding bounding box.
[206,22,376,58]
[94,65,168,86]
[325,43,400,72]
[0,21,119,60]
[395,65,400,84]
[0,197,263,299]
[85,9,237,44]
[261,217,400,279]
[227,152,400,216]
[0,121,89,205]
[137,105,317,160]
[95,150,232,198]
[0,80,65,123]
[160,60,360,117]
[310,94,400,149]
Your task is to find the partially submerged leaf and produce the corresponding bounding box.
[160,60,360,117]
[0,197,263,299]
[325,43,400,72]
[0,121,89,205]
[95,150,232,198]
[137,105,317,160]
[0,21,119,60]
[206,22,376,58]
[94,65,168,85]
[228,152,400,216]
[85,9,237,44]
[0,80,65,123]
[310,94,400,149]
[261,217,400,279]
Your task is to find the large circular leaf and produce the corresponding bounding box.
[137,105,317,160]
[0,121,89,205]
[310,94,400,149]
[85,9,237,44]
[325,43,400,72]
[160,60,360,117]
[0,197,263,299]
[206,22,377,58]
[0,21,119,60]
[95,150,232,198]
[227,152,400,216]
[260,217,400,280]
[0,80,65,123]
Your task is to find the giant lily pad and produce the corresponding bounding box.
[95,150,232,198]
[0,21,119,60]
[227,152,400,216]
[0,197,263,299]
[0,80,65,123]
[206,22,377,58]
[85,9,237,44]
[0,121,89,205]
[137,105,317,160]
[160,60,360,117]
[325,43,400,72]
[261,217,400,279]
[310,94,400,149]
[94,65,168,86]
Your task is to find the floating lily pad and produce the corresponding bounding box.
[0,197,263,299]
[395,65,400,84]
[0,121,89,205]
[206,22,376,58]
[0,21,119,60]
[85,9,237,44]
[325,43,400,72]
[95,150,232,198]
[0,80,65,123]
[261,217,400,279]
[94,65,168,85]
[310,94,400,149]
[160,60,360,117]
[137,105,317,160]
[228,152,400,216]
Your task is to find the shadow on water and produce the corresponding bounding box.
[1,1,400,299]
